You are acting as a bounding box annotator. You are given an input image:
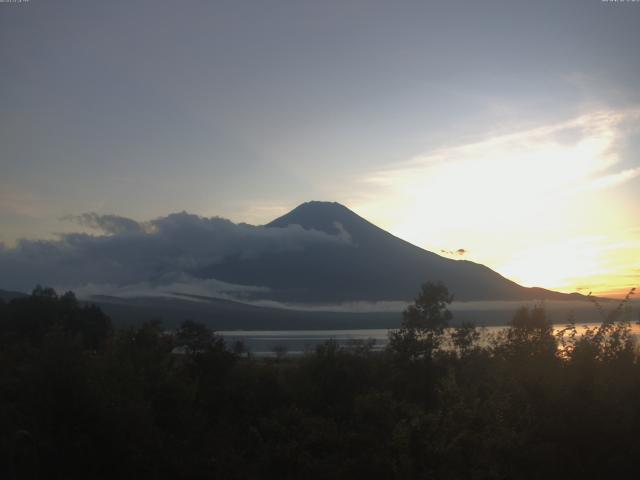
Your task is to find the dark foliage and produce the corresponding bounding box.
[0,285,639,479]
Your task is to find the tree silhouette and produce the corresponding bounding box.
[388,281,453,359]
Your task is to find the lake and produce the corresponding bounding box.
[219,322,640,357]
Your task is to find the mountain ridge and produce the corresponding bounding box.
[202,201,583,303]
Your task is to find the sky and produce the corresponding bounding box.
[1,0,639,297]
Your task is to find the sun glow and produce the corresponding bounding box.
[497,236,639,294]
[354,110,640,296]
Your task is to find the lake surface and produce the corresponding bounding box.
[219,322,640,357]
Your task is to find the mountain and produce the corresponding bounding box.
[0,289,28,302]
[200,201,582,303]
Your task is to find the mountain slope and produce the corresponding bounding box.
[0,289,29,302]
[201,201,580,302]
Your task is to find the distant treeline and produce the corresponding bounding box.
[0,284,639,479]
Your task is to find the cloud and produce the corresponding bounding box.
[359,109,640,214]
[68,212,147,235]
[0,211,353,294]
[576,167,640,193]
[70,275,270,302]
[440,248,467,257]
[365,109,639,198]
[357,109,639,237]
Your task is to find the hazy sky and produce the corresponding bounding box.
[1,0,639,295]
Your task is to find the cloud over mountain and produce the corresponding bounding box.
[69,213,147,235]
[0,211,352,293]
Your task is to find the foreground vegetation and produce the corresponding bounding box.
[1,284,639,479]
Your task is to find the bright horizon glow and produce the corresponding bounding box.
[352,109,640,297]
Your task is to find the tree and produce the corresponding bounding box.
[175,320,218,355]
[388,282,453,359]
[503,304,556,359]
[451,322,481,357]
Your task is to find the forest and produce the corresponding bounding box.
[1,284,639,479]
